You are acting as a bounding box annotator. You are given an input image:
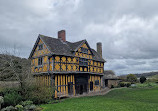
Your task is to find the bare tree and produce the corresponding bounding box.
[0,48,32,94]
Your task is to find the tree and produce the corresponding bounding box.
[103,70,117,79]
[0,49,31,96]
[126,74,137,83]
[140,76,146,83]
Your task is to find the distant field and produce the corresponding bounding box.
[41,88,158,111]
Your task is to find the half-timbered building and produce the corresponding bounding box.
[29,30,106,98]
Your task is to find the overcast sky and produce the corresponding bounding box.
[0,0,158,75]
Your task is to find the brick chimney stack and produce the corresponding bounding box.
[97,42,102,57]
[58,30,66,42]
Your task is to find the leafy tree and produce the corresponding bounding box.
[126,74,137,83]
[140,76,146,83]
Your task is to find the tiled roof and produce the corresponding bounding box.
[91,49,105,62]
[40,35,73,56]
[29,34,105,62]
[66,40,85,51]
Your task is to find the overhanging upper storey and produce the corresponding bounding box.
[29,30,106,74]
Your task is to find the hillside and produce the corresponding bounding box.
[134,72,158,78]
[119,71,158,79]
[0,54,30,81]
[151,74,158,79]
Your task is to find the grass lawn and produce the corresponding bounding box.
[41,88,158,111]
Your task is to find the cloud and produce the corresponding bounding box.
[0,0,158,75]
[84,15,158,59]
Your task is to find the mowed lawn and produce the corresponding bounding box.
[41,88,158,111]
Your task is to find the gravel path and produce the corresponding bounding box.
[71,88,111,98]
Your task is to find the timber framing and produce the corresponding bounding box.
[29,31,106,98]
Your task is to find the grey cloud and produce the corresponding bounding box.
[105,58,158,75]
[0,0,158,75]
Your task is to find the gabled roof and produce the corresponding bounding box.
[29,34,106,62]
[66,39,94,55]
[40,35,73,56]
[66,40,85,51]
[91,49,105,62]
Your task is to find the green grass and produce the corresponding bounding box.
[41,88,158,111]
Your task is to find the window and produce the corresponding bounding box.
[79,58,88,66]
[95,80,99,86]
[52,59,54,71]
[38,57,43,66]
[81,47,88,54]
[38,44,43,50]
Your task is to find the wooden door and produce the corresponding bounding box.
[90,82,93,91]
[68,82,73,95]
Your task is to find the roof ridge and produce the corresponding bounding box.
[40,34,86,44]
[65,39,85,44]
[39,34,57,40]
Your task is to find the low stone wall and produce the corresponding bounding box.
[108,80,120,88]
[0,81,19,89]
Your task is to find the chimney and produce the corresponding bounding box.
[97,42,102,57]
[58,30,66,42]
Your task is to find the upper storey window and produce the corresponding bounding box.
[79,58,88,66]
[38,57,43,66]
[81,47,88,54]
[38,44,43,50]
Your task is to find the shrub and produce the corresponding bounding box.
[15,104,23,111]
[3,89,22,106]
[119,82,131,87]
[111,85,114,88]
[0,96,4,109]
[147,82,158,87]
[1,106,16,111]
[24,82,54,104]
[28,87,53,104]
[20,100,33,106]
[147,78,158,83]
[126,82,131,87]
[131,82,158,88]
[24,104,36,111]
[140,76,146,83]
[127,74,137,83]
[119,82,125,87]
[0,96,4,103]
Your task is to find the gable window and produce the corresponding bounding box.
[38,44,43,50]
[52,59,54,71]
[38,57,43,66]
[81,47,88,54]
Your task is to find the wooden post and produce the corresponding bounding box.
[63,75,65,95]
[73,75,75,96]
[93,75,95,91]
[58,75,60,92]
[55,75,58,98]
[66,75,68,95]
[61,75,63,93]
